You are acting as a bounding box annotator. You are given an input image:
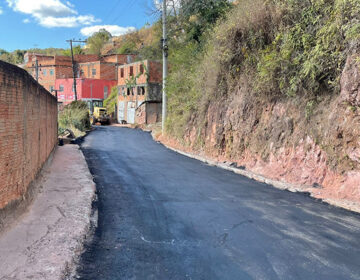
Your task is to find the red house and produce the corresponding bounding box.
[55,78,117,106]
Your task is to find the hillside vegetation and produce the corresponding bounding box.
[167,0,360,133]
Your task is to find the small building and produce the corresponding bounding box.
[24,53,135,97]
[24,53,99,93]
[55,78,117,106]
[78,54,135,80]
[117,60,162,124]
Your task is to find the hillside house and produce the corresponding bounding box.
[117,60,162,124]
[24,53,135,108]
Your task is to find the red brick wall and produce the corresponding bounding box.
[135,102,162,124]
[79,62,101,79]
[117,60,162,86]
[100,63,117,80]
[74,54,99,63]
[101,54,135,64]
[135,103,146,124]
[148,61,162,84]
[0,61,58,209]
[79,62,117,80]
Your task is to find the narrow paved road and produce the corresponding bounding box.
[76,126,360,280]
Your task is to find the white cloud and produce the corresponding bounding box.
[0,7,3,15]
[40,15,99,28]
[6,0,75,17]
[23,18,30,23]
[80,25,136,37]
[6,0,99,28]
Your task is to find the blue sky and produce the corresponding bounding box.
[0,0,159,51]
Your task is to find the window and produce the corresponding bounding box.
[59,85,64,92]
[104,86,109,99]
[92,68,96,76]
[50,69,54,76]
[43,69,47,76]
[129,66,134,77]
[127,88,130,96]
[120,87,125,96]
[93,101,103,108]
[139,86,145,95]
[140,64,144,74]
[49,86,54,92]
[120,68,124,78]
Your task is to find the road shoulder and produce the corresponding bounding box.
[138,124,360,214]
[0,145,96,280]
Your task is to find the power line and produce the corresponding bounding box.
[110,0,138,25]
[105,0,123,24]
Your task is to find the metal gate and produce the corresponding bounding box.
[118,101,125,123]
[127,101,136,124]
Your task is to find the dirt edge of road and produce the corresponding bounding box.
[0,145,96,280]
[142,126,360,214]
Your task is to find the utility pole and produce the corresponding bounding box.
[35,59,39,82]
[66,39,86,101]
[90,83,93,114]
[162,0,168,133]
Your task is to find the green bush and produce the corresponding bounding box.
[166,0,360,140]
[58,101,90,137]
[104,86,119,115]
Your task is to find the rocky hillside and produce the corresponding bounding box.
[163,0,360,205]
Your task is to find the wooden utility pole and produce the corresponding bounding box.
[35,59,39,82]
[66,39,86,101]
[162,0,168,133]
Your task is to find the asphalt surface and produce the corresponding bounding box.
[76,126,360,280]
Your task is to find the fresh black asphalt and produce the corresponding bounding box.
[76,126,360,280]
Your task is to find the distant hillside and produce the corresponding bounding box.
[100,24,162,61]
[0,48,66,65]
[0,24,161,66]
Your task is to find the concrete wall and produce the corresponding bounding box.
[0,60,58,210]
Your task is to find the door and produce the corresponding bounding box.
[118,101,125,123]
[127,101,136,124]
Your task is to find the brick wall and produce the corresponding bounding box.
[101,54,135,64]
[117,60,162,86]
[79,62,117,80]
[135,102,162,125]
[0,61,58,210]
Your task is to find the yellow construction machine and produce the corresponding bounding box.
[90,107,111,125]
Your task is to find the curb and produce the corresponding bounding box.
[150,132,360,214]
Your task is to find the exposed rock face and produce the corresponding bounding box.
[167,54,360,205]
[341,53,360,106]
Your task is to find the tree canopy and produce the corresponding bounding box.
[86,29,112,56]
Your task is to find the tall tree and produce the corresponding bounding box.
[86,29,112,56]
[180,0,231,42]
